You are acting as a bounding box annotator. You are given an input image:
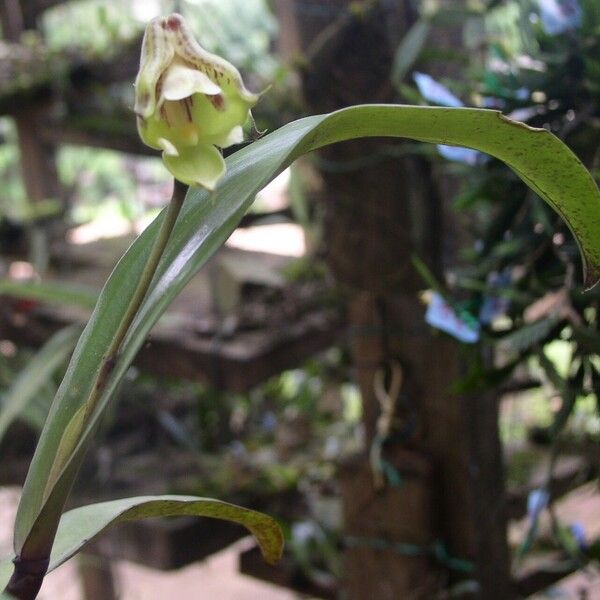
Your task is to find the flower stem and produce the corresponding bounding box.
[85,179,187,419]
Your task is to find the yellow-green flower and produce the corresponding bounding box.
[134,14,258,190]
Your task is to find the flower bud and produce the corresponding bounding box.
[135,14,258,190]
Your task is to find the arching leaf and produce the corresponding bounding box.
[13,105,600,563]
[2,495,283,589]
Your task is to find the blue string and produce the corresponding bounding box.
[345,536,475,573]
[380,458,403,488]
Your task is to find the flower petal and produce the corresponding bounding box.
[157,137,178,157]
[168,13,258,106]
[134,17,175,119]
[212,125,244,148]
[163,144,225,190]
[161,62,222,103]
[189,93,251,141]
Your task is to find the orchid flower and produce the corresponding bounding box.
[135,13,258,190]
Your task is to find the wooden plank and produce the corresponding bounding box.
[87,517,248,571]
[0,240,342,392]
[0,301,341,393]
[14,107,62,206]
[338,296,439,598]
[0,0,65,272]
[515,557,577,598]
[239,545,337,599]
[0,421,36,485]
[526,564,600,599]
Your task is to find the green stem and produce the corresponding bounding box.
[84,179,187,419]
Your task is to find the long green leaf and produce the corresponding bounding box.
[14,105,600,558]
[0,325,81,442]
[1,495,283,589]
[497,316,560,355]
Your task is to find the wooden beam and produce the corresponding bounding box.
[0,0,64,269]
[0,35,142,117]
[13,107,61,203]
[240,544,337,599]
[87,518,247,571]
[0,0,23,40]
[78,555,117,600]
[515,561,577,598]
[0,304,342,393]
[38,120,152,156]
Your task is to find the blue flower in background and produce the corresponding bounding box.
[515,87,530,101]
[481,96,505,109]
[538,0,582,35]
[413,72,463,107]
[520,488,550,557]
[412,72,489,165]
[229,440,247,457]
[527,488,550,522]
[479,270,512,324]
[437,144,486,166]
[260,410,277,432]
[569,522,588,551]
[507,107,538,122]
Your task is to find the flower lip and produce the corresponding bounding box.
[159,62,222,105]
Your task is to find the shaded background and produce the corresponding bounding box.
[1,0,600,598]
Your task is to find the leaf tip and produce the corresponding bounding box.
[256,519,284,565]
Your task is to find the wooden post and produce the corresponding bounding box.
[78,554,118,600]
[21,0,64,29]
[0,0,64,271]
[276,0,513,597]
[0,0,23,38]
[340,292,440,598]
